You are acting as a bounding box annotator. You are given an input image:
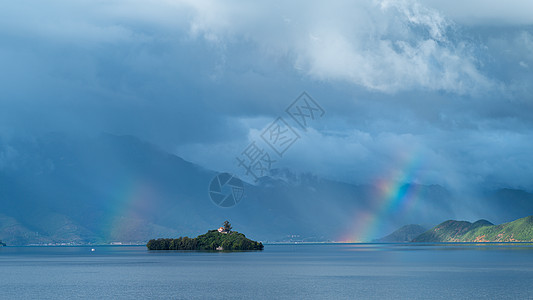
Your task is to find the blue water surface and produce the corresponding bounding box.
[0,243,532,299]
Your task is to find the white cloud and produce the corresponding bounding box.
[178,0,494,94]
[0,0,502,94]
[268,126,533,191]
[424,0,533,25]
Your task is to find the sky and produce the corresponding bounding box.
[1,0,532,195]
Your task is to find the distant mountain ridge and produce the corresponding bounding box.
[0,133,459,245]
[412,215,533,242]
[1,133,533,245]
[373,224,429,243]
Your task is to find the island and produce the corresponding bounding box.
[147,221,264,251]
[0,240,5,247]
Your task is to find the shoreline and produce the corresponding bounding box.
[3,241,532,247]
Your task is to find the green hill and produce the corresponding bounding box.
[412,215,533,242]
[147,224,264,251]
[373,224,429,243]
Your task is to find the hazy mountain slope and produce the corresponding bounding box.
[373,224,429,243]
[0,133,218,244]
[0,133,531,245]
[412,216,533,242]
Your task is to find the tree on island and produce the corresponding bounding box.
[146,230,263,251]
[146,221,263,251]
[223,220,232,233]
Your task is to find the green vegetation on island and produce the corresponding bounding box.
[412,215,533,242]
[0,240,5,246]
[147,221,264,251]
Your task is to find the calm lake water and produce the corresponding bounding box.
[0,243,532,299]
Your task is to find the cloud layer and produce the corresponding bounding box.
[1,0,533,198]
[182,0,495,93]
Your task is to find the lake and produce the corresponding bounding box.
[1,243,532,299]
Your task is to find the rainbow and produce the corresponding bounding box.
[104,178,158,242]
[338,151,423,242]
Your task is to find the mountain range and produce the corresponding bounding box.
[373,224,429,243]
[0,133,532,245]
[412,215,533,242]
